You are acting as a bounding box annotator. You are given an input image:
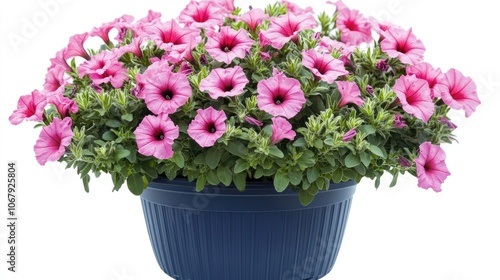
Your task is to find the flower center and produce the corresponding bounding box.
[155,132,165,141]
[274,96,284,105]
[162,90,174,100]
[223,83,234,92]
[208,124,217,133]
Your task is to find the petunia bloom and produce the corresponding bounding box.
[90,14,134,44]
[44,65,67,93]
[187,107,227,147]
[259,12,317,49]
[317,36,356,63]
[334,0,372,45]
[406,62,447,99]
[270,117,296,145]
[301,49,348,83]
[414,141,451,192]
[240,8,269,32]
[393,75,434,123]
[134,114,179,159]
[257,69,306,119]
[9,89,47,125]
[47,91,79,118]
[380,26,425,65]
[281,0,313,15]
[335,81,364,108]
[145,20,200,64]
[205,26,254,64]
[199,66,249,99]
[64,32,90,60]
[179,0,225,29]
[441,68,480,117]
[141,64,192,115]
[33,117,74,166]
[77,51,128,88]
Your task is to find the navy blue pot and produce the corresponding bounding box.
[141,177,356,280]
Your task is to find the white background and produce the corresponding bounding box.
[1,0,499,279]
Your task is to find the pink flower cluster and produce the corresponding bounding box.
[9,0,480,194]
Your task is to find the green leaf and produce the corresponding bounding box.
[217,166,232,186]
[359,124,376,136]
[332,168,343,183]
[288,171,302,185]
[142,165,158,179]
[121,113,133,122]
[298,189,314,206]
[306,167,319,183]
[234,159,248,174]
[105,119,122,128]
[172,152,185,168]
[115,148,131,160]
[269,146,284,158]
[292,138,307,147]
[194,152,207,165]
[233,172,246,191]
[389,171,399,188]
[369,144,386,159]
[360,151,371,167]
[224,141,248,157]
[344,153,361,168]
[127,173,145,195]
[274,170,289,192]
[206,148,221,169]
[82,174,90,193]
[206,170,220,185]
[196,175,206,192]
[102,131,115,141]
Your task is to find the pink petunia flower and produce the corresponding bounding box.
[334,1,372,45]
[380,26,425,65]
[205,26,254,64]
[240,8,269,32]
[134,114,179,159]
[301,49,348,83]
[406,62,447,99]
[9,89,48,125]
[77,51,128,88]
[281,0,313,15]
[47,91,79,117]
[33,117,74,166]
[441,69,480,117]
[199,66,249,99]
[414,141,451,192]
[44,65,68,93]
[179,0,225,29]
[135,10,162,32]
[335,81,364,107]
[145,20,200,64]
[342,128,357,142]
[270,117,296,145]
[393,75,435,123]
[213,0,235,12]
[141,65,192,115]
[259,12,317,49]
[64,32,90,60]
[90,14,135,44]
[49,48,71,72]
[257,69,306,119]
[317,36,356,62]
[187,107,227,147]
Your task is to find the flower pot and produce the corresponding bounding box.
[140,177,356,280]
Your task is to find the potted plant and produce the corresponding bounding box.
[8,0,481,279]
